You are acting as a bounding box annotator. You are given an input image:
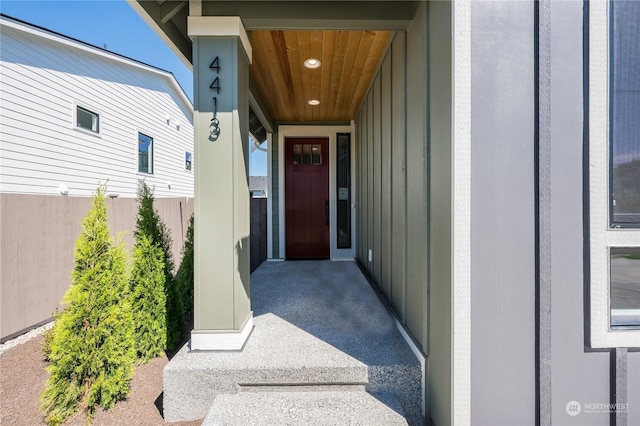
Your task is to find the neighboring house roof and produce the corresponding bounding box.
[0,13,193,114]
[249,176,268,193]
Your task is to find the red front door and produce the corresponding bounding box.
[285,137,330,259]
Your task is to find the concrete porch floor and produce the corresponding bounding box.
[164,260,423,425]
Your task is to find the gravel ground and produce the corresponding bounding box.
[0,333,202,426]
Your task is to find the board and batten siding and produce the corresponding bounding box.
[354,2,452,424]
[0,19,194,198]
[356,34,410,334]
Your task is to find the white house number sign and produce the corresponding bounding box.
[209,56,221,140]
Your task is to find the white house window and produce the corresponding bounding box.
[76,106,99,133]
[611,0,640,227]
[185,151,192,171]
[589,0,640,348]
[610,248,640,328]
[138,133,153,174]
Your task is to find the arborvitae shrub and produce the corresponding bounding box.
[130,234,166,361]
[41,187,135,425]
[135,180,183,350]
[41,310,59,361]
[175,214,194,319]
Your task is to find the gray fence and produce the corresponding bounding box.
[250,198,267,273]
[0,194,194,342]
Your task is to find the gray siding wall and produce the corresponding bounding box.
[405,1,428,351]
[354,28,420,342]
[470,1,640,424]
[630,351,640,426]
[426,2,452,425]
[470,1,536,423]
[390,32,407,319]
[548,2,610,424]
[354,2,452,424]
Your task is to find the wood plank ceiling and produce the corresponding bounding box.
[249,30,392,123]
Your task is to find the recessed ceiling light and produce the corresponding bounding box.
[308,99,320,106]
[304,58,321,69]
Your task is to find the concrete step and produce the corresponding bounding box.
[164,314,370,422]
[164,261,423,425]
[202,390,408,426]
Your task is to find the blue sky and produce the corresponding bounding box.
[0,1,194,100]
[0,0,268,176]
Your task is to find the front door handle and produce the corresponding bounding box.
[325,199,329,226]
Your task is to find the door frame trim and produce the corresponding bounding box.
[277,124,356,260]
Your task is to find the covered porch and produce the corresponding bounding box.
[129,1,471,424]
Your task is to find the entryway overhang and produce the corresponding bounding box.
[128,1,420,59]
[128,0,419,123]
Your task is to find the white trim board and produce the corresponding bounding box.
[266,132,274,259]
[190,314,254,351]
[452,1,472,424]
[392,313,427,416]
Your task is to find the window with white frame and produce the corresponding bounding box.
[589,0,640,348]
[138,133,153,174]
[185,151,192,171]
[76,105,99,133]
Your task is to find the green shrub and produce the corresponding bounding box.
[41,187,135,425]
[130,234,166,361]
[41,310,59,361]
[135,180,183,350]
[175,214,194,319]
[166,281,184,350]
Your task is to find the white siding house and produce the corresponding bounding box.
[0,14,194,198]
[0,15,194,341]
